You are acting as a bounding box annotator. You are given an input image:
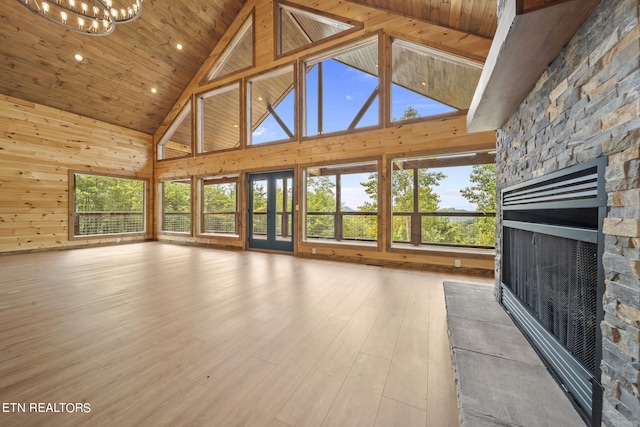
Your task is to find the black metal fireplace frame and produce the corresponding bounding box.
[499,156,607,426]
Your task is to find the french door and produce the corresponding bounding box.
[248,170,294,252]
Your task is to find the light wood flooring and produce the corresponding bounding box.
[0,242,493,426]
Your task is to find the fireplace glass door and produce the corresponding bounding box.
[500,157,606,426]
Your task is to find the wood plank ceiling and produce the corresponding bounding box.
[0,0,247,135]
[350,0,498,38]
[0,1,496,136]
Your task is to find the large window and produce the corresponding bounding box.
[201,176,239,235]
[247,65,295,145]
[198,83,241,153]
[304,161,378,243]
[72,173,146,237]
[161,179,192,233]
[390,38,482,123]
[157,102,192,160]
[204,15,254,82]
[303,36,380,137]
[276,2,359,56]
[391,153,496,248]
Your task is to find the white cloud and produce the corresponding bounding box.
[253,127,267,136]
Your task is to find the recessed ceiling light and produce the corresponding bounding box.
[176,43,183,50]
[151,88,157,94]
[74,53,83,61]
[421,82,426,86]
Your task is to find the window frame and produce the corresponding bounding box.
[159,177,193,235]
[203,10,255,84]
[198,174,240,237]
[69,171,148,240]
[300,32,383,140]
[246,63,297,146]
[157,100,193,161]
[388,152,496,251]
[303,159,380,247]
[274,0,362,58]
[196,81,243,155]
[388,37,483,126]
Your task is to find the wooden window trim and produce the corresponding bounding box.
[157,99,194,161]
[387,152,497,251]
[246,63,297,146]
[69,170,149,241]
[198,175,241,238]
[159,177,194,236]
[196,80,243,155]
[300,32,384,141]
[202,9,256,84]
[303,159,380,247]
[274,0,363,59]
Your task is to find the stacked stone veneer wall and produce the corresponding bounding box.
[495,0,639,425]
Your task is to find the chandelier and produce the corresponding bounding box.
[16,0,143,36]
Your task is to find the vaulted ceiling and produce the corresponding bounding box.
[0,1,496,135]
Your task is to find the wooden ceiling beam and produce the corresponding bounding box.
[394,152,496,170]
[517,0,577,13]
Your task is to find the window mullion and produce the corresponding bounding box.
[348,86,379,130]
[411,168,421,246]
[335,173,342,241]
[282,177,289,238]
[317,61,323,135]
[267,104,294,139]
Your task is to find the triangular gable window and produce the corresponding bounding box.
[157,102,192,160]
[204,14,254,83]
[277,2,361,56]
[390,38,483,122]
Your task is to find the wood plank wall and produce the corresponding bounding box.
[154,0,497,271]
[0,95,153,253]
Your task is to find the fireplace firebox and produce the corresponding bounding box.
[500,157,607,426]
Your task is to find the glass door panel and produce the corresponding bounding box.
[275,177,293,243]
[248,171,294,252]
[251,178,268,241]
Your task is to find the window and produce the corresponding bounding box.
[201,176,239,235]
[161,179,192,233]
[204,15,254,82]
[304,161,378,243]
[304,36,380,137]
[391,153,496,248]
[72,173,146,237]
[157,102,192,160]
[276,2,359,56]
[247,65,295,145]
[390,38,482,122]
[198,83,241,153]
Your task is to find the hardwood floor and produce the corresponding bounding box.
[0,243,493,426]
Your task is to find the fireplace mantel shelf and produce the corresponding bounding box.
[466,0,602,133]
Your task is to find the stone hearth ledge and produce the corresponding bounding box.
[444,281,585,426]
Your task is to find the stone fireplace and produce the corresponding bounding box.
[495,0,639,425]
